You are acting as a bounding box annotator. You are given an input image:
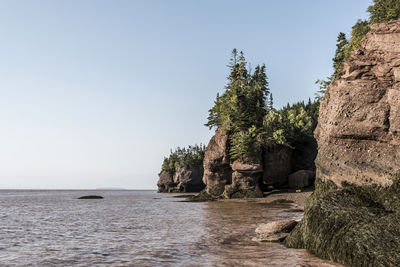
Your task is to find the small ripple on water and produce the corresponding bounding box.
[0,190,342,266]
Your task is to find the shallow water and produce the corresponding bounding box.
[0,190,341,266]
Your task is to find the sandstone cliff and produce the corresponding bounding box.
[285,20,400,266]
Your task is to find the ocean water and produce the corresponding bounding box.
[0,190,341,266]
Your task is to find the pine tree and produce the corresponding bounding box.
[332,32,348,76]
[268,93,274,111]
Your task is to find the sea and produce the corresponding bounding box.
[0,190,342,266]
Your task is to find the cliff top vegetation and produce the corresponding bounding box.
[206,50,318,163]
[161,144,206,174]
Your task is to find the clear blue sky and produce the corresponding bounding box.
[0,0,371,189]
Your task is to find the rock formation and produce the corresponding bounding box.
[224,161,263,198]
[285,20,400,266]
[201,129,317,198]
[157,165,205,193]
[202,130,232,196]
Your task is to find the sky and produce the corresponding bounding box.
[0,0,371,189]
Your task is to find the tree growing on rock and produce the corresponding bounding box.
[368,0,400,23]
[206,50,318,163]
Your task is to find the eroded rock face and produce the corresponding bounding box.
[225,161,263,198]
[157,166,205,193]
[202,130,232,196]
[316,22,400,187]
[285,20,400,266]
[157,171,175,192]
[173,166,205,192]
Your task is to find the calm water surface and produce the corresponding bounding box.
[0,190,341,266]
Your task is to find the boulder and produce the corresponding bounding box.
[285,20,400,266]
[253,220,298,242]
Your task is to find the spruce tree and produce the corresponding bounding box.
[268,93,274,111]
[332,32,348,76]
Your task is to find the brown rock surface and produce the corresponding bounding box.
[285,20,400,267]
[157,166,204,193]
[316,21,400,187]
[157,171,175,192]
[225,160,263,198]
[253,220,298,242]
[202,130,232,196]
[173,166,205,192]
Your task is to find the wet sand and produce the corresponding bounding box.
[217,187,313,210]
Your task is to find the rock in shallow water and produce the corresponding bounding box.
[78,195,103,199]
[253,220,298,242]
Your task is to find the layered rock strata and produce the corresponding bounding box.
[285,20,400,266]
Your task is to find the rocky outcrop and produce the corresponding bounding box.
[173,166,205,192]
[157,165,205,193]
[202,129,317,198]
[224,161,263,198]
[285,20,400,266]
[201,130,264,198]
[202,130,232,196]
[157,171,175,192]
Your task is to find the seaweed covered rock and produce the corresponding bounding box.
[285,179,400,266]
[285,20,400,266]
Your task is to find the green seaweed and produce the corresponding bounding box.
[285,177,400,267]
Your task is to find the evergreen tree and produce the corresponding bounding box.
[368,0,400,23]
[161,144,206,174]
[268,93,274,111]
[345,20,370,55]
[333,32,348,76]
[205,49,270,162]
